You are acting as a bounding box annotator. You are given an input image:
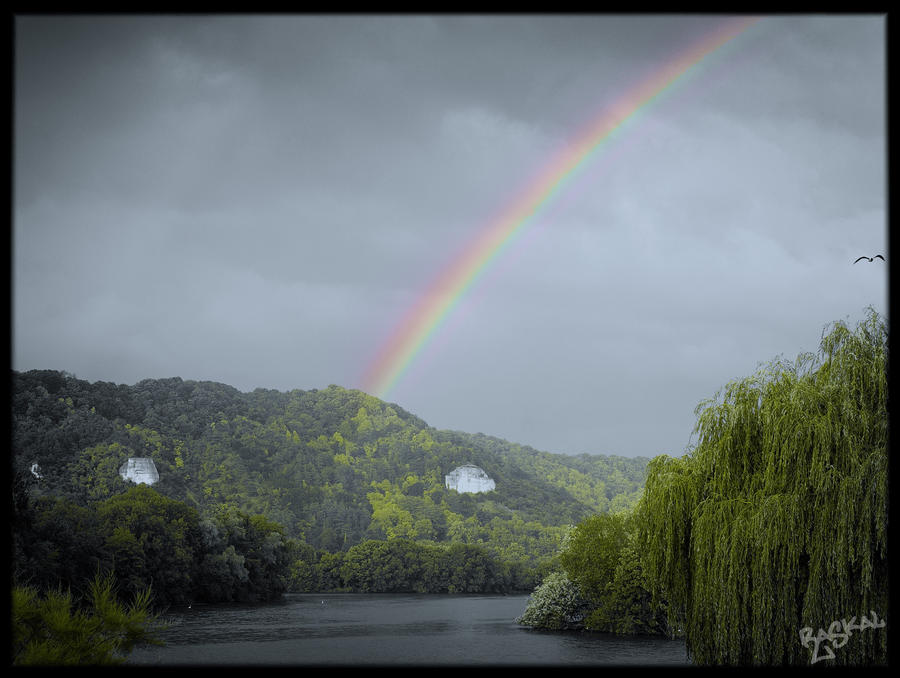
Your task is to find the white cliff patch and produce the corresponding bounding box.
[119,457,160,485]
[445,464,495,494]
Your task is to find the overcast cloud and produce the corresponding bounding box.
[13,14,887,458]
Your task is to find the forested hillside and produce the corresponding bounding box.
[12,370,648,597]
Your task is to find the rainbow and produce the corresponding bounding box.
[360,16,760,398]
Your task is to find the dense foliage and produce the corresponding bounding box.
[12,370,649,614]
[517,510,668,635]
[635,309,889,665]
[560,512,668,634]
[14,483,293,607]
[315,539,522,593]
[12,573,164,665]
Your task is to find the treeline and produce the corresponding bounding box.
[13,483,292,607]
[12,370,648,577]
[517,309,889,666]
[291,539,537,594]
[13,477,530,611]
[12,367,650,623]
[11,482,294,665]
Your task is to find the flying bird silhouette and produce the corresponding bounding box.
[853,255,885,264]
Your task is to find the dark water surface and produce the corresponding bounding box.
[127,593,689,666]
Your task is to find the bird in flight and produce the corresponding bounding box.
[854,255,885,264]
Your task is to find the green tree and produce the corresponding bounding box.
[17,495,109,593]
[204,506,292,601]
[441,542,505,593]
[12,573,163,665]
[285,540,320,592]
[97,485,201,606]
[549,511,667,635]
[316,551,346,591]
[103,526,148,597]
[584,531,669,635]
[559,513,628,602]
[341,539,420,592]
[637,309,888,665]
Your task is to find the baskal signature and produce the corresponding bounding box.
[798,610,886,664]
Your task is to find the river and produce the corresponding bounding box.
[127,593,689,666]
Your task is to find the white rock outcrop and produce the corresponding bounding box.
[119,457,159,485]
[445,464,495,494]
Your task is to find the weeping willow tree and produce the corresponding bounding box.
[636,308,888,665]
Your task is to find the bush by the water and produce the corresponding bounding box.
[516,571,587,630]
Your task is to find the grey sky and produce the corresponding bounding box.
[13,14,886,458]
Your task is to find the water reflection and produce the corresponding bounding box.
[131,593,688,666]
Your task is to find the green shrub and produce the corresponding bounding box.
[12,573,164,665]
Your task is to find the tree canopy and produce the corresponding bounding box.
[636,308,888,665]
[12,368,651,613]
[13,372,650,582]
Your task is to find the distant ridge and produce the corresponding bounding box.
[12,369,651,563]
